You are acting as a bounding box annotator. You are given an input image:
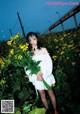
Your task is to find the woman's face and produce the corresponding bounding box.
[29,35,38,47]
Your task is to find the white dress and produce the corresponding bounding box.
[25,52,56,90]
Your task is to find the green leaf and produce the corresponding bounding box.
[43,79,51,90]
[28,108,46,114]
[15,110,21,114]
[18,92,24,99]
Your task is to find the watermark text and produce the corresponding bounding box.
[46,1,79,6]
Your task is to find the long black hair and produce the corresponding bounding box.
[26,32,42,50]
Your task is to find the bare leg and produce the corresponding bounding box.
[47,89,59,114]
[38,90,49,109]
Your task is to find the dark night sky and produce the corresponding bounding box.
[0,0,80,41]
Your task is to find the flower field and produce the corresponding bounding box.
[0,28,80,114]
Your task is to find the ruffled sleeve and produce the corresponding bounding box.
[41,52,53,78]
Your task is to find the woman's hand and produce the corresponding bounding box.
[37,71,43,81]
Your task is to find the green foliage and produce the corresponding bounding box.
[28,108,46,114]
[25,60,41,75]
[54,66,72,113]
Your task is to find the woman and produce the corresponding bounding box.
[25,32,59,114]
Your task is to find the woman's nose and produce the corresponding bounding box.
[31,40,34,44]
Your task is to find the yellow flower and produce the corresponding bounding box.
[13,35,18,40]
[23,47,28,51]
[67,33,70,35]
[19,43,29,51]
[52,84,55,87]
[62,46,66,50]
[2,62,5,68]
[19,45,24,49]
[72,62,76,66]
[5,59,11,63]
[60,51,64,55]
[0,58,5,69]
[7,40,12,45]
[23,44,29,51]
[25,43,29,46]
[60,37,64,41]
[55,46,58,49]
[9,49,14,55]
[63,33,67,37]
[54,39,58,43]
[67,45,73,48]
[52,55,58,60]
[63,44,67,47]
[18,55,23,60]
[0,58,3,63]
[24,75,28,78]
[0,79,6,84]
[17,33,23,37]
[10,33,23,41]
